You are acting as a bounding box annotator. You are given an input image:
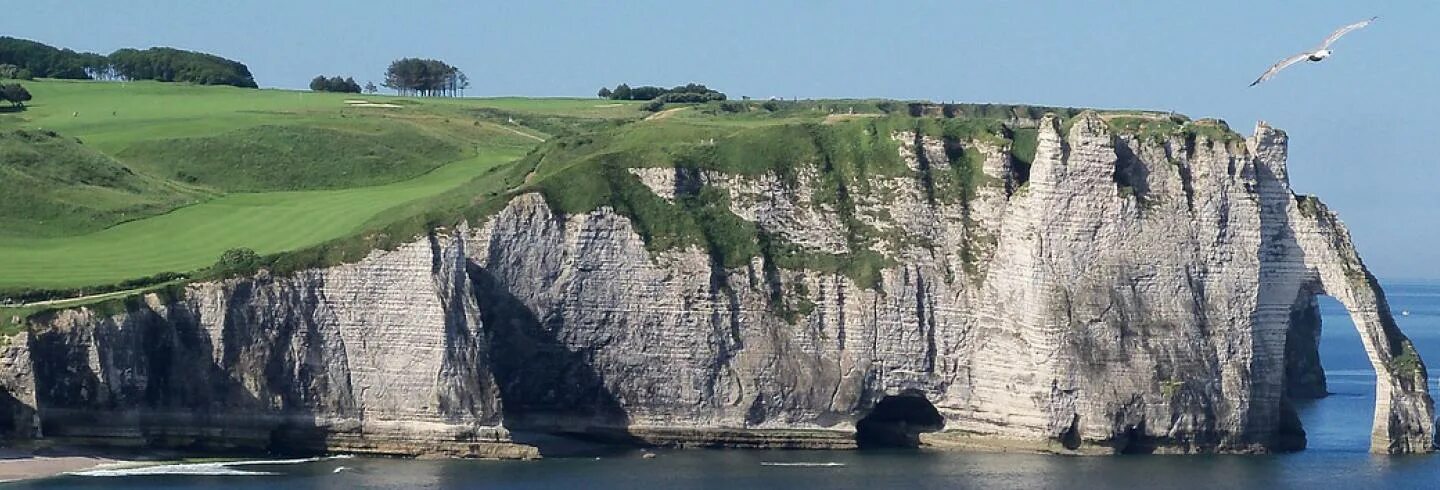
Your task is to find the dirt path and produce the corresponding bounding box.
[499,124,545,142]
[644,107,688,121]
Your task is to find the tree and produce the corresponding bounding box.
[599,82,724,101]
[0,83,32,107]
[455,72,469,97]
[310,75,362,93]
[364,81,377,94]
[597,87,612,98]
[382,58,466,97]
[611,83,632,100]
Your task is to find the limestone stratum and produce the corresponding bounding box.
[0,89,1428,457]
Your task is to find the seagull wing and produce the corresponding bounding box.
[1250,52,1311,86]
[1318,16,1377,49]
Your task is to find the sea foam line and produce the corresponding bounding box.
[68,455,346,477]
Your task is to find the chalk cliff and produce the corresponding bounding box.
[0,112,1430,455]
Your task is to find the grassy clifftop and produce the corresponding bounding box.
[0,80,1241,304]
[0,80,639,292]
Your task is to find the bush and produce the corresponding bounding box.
[0,83,31,107]
[657,91,725,103]
[642,100,665,112]
[212,248,263,276]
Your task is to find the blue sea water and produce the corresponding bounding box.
[14,281,1440,489]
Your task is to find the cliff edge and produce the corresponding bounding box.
[0,111,1430,455]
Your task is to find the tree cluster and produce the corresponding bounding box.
[103,48,257,88]
[309,75,361,93]
[0,83,31,107]
[0,37,97,79]
[598,83,726,102]
[383,58,468,97]
[0,64,33,80]
[0,37,257,88]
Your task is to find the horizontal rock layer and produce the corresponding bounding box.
[0,113,1430,455]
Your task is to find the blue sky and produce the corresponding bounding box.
[6,0,1438,278]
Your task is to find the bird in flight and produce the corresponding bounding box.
[1250,17,1377,86]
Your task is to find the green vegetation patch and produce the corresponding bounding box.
[0,147,527,290]
[117,123,464,191]
[525,119,927,288]
[0,128,201,235]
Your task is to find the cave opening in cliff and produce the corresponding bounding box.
[854,394,945,448]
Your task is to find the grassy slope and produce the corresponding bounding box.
[117,123,464,191]
[0,129,205,235]
[0,79,641,290]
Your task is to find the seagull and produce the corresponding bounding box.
[1250,17,1377,86]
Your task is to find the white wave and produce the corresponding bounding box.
[1324,370,1375,377]
[760,462,846,467]
[68,456,336,477]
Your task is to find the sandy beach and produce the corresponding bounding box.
[0,448,122,483]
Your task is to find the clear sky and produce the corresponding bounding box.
[6,0,1438,278]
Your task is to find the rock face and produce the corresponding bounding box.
[0,113,1430,455]
[0,235,535,459]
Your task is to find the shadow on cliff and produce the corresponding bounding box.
[468,265,639,454]
[1254,156,1319,452]
[25,284,336,457]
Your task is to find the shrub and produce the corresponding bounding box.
[0,83,31,107]
[642,100,665,112]
[212,248,263,276]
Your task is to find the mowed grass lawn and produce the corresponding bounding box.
[0,147,526,289]
[0,80,645,290]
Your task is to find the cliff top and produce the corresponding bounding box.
[0,79,1245,312]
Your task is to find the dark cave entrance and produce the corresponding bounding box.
[854,394,945,448]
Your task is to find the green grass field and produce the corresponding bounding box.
[0,79,641,291]
[0,147,524,288]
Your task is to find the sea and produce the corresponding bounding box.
[13,280,1440,489]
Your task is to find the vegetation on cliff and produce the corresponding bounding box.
[0,77,1246,316]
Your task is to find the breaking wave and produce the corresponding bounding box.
[69,455,348,477]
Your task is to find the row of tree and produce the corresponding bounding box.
[0,37,257,88]
[382,58,468,97]
[0,83,31,107]
[598,83,726,102]
[309,75,362,93]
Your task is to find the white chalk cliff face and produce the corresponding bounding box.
[0,113,1430,456]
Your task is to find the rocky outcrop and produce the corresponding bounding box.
[0,235,535,459]
[0,113,1429,455]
